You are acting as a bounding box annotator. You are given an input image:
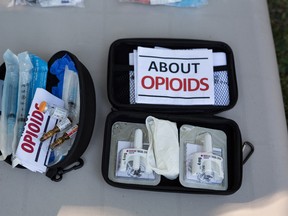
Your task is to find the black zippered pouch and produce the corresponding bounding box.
[0,50,96,182]
[102,38,253,195]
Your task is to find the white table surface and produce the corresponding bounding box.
[0,0,288,216]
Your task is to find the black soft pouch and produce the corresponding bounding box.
[102,38,251,195]
[0,51,96,182]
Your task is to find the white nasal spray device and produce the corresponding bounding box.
[191,132,224,184]
[132,129,143,170]
[119,129,152,176]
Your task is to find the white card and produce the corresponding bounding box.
[135,47,215,105]
[15,88,64,173]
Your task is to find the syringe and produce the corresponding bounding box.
[7,83,18,145]
[67,73,78,121]
[14,52,33,143]
[16,83,30,139]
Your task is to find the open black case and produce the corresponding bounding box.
[102,38,252,195]
[0,51,96,182]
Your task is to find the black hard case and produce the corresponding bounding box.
[0,51,96,182]
[102,38,243,195]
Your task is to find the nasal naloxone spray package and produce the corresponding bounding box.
[0,50,96,181]
[102,38,253,195]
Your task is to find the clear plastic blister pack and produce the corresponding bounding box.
[108,120,229,191]
[179,125,228,190]
[108,121,161,186]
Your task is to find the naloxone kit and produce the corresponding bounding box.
[102,38,253,195]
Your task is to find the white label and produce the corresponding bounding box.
[57,118,72,131]
[185,143,224,184]
[190,152,224,184]
[66,124,78,138]
[116,141,155,179]
[51,107,68,119]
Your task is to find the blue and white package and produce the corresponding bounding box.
[38,0,84,7]
[28,54,48,107]
[120,0,208,7]
[12,52,33,157]
[13,0,85,7]
[167,0,208,7]
[0,49,19,160]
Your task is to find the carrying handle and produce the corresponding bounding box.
[51,158,84,182]
[242,141,254,165]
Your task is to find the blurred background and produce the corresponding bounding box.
[268,0,288,126]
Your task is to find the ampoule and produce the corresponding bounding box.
[40,117,72,142]
[50,124,78,149]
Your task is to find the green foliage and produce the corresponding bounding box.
[268,0,288,125]
[268,0,288,73]
[280,73,288,118]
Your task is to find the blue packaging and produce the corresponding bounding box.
[167,0,208,7]
[49,54,77,98]
[28,54,48,106]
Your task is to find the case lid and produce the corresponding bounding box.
[108,38,238,114]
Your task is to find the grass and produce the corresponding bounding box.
[267,0,288,126]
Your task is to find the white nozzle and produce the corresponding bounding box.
[196,132,213,153]
[202,133,213,178]
[203,133,212,153]
[133,129,143,170]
